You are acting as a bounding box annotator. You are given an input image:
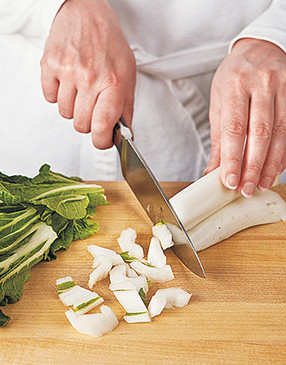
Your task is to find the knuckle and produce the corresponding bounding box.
[250,121,272,140]
[79,67,97,86]
[40,54,58,73]
[210,139,220,151]
[263,159,281,174]
[224,119,245,137]
[93,120,112,136]
[245,161,263,174]
[259,68,276,89]
[273,122,286,137]
[226,155,241,166]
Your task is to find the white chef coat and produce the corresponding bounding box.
[0,0,285,182]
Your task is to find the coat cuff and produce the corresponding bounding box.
[228,27,286,54]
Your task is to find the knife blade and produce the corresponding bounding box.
[114,119,206,278]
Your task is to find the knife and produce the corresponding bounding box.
[113,118,206,278]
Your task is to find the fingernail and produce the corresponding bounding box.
[258,176,272,192]
[225,174,238,189]
[241,182,256,198]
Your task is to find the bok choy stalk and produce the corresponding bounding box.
[65,305,118,337]
[187,189,286,252]
[169,167,240,230]
[148,288,192,318]
[87,245,124,266]
[147,237,166,268]
[170,167,281,231]
[130,261,174,283]
[0,165,108,327]
[117,228,144,259]
[109,281,151,323]
[152,223,174,250]
[88,256,113,289]
[57,279,104,315]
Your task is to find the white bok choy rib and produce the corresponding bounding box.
[109,264,149,294]
[65,305,118,337]
[169,167,240,230]
[117,228,144,259]
[130,261,174,283]
[187,189,286,252]
[109,281,150,323]
[58,283,104,315]
[148,288,192,318]
[170,167,281,231]
[152,224,174,250]
[147,237,166,268]
[87,245,124,266]
[56,276,75,294]
[88,255,113,289]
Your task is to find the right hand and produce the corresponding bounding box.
[40,0,136,149]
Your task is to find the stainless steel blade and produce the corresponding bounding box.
[114,122,206,278]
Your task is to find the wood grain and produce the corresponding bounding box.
[0,182,285,365]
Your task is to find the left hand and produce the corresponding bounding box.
[205,38,286,197]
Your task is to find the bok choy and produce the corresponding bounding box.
[0,165,108,327]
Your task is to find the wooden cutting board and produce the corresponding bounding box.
[0,182,285,365]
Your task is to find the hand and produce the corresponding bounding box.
[40,0,136,149]
[205,38,286,197]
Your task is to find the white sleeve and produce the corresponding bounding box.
[0,0,66,39]
[229,0,286,53]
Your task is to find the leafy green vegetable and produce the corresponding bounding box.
[0,164,108,219]
[74,296,102,312]
[139,288,147,305]
[57,280,75,295]
[0,165,108,327]
[119,251,138,263]
[124,311,148,316]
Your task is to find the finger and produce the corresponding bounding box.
[220,89,249,189]
[279,148,286,174]
[238,92,274,197]
[73,88,97,134]
[122,83,135,140]
[41,70,59,103]
[258,93,286,190]
[204,87,221,175]
[91,87,124,149]
[57,82,77,119]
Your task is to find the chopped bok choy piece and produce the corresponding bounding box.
[73,292,104,315]
[147,237,166,268]
[109,264,148,294]
[87,245,124,266]
[58,284,104,315]
[152,224,174,250]
[130,261,174,283]
[56,276,75,294]
[126,264,138,278]
[88,255,112,289]
[117,228,144,259]
[148,288,192,318]
[187,189,286,251]
[110,281,151,323]
[124,311,151,323]
[65,305,118,337]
